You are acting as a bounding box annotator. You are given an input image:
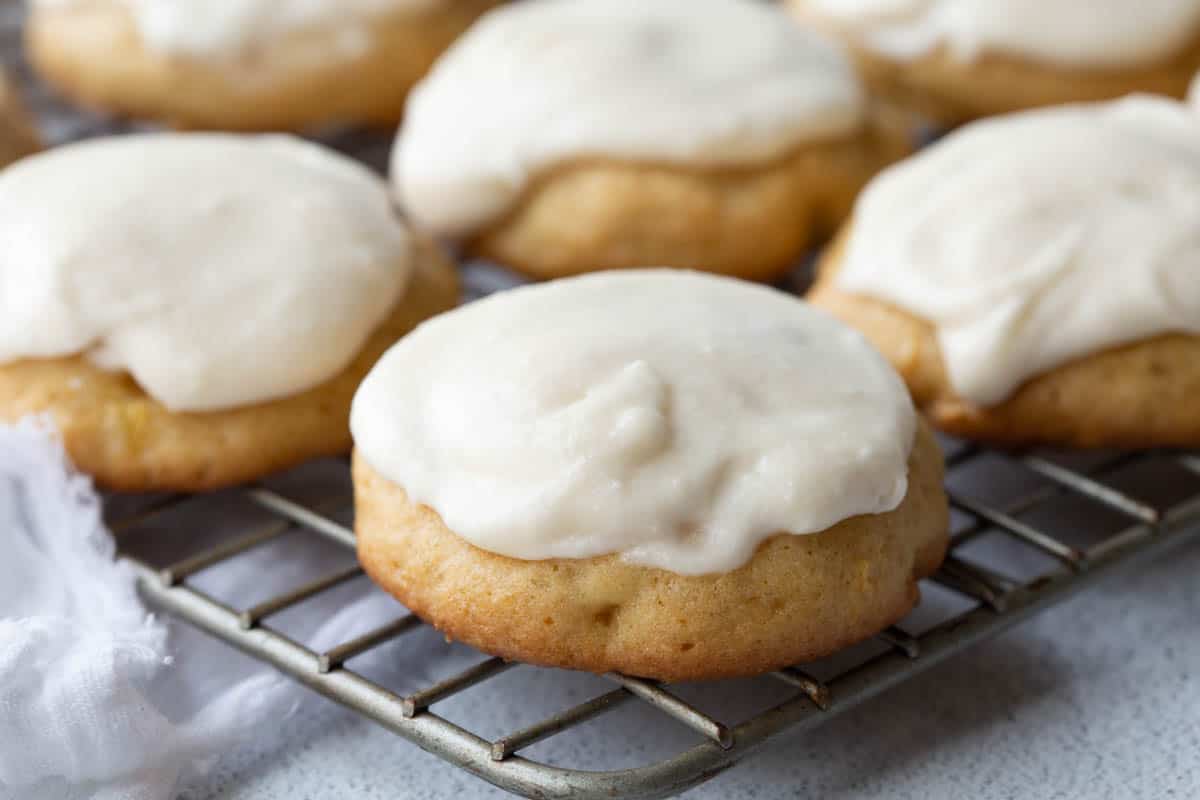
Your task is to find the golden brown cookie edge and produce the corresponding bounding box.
[354,422,948,681]
[467,107,912,282]
[786,1,1200,124]
[0,69,41,166]
[25,1,503,130]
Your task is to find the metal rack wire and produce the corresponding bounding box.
[107,446,1200,800]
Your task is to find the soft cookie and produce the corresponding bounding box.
[393,0,909,281]
[809,94,1200,447]
[789,0,1200,123]
[26,0,503,130]
[352,271,948,680]
[0,133,457,490]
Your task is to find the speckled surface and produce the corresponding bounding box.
[184,533,1199,800]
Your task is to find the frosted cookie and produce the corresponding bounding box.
[788,0,1200,123]
[0,133,457,491]
[809,95,1200,448]
[392,0,909,282]
[0,70,39,166]
[25,0,503,130]
[352,271,948,680]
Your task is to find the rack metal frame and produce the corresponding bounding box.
[112,447,1200,800]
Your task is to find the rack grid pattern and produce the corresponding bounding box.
[109,446,1200,800]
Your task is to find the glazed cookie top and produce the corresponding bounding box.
[834,95,1200,407]
[352,270,916,575]
[801,0,1200,67]
[32,0,443,58]
[0,133,411,412]
[393,0,866,236]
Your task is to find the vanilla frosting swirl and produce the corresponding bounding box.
[352,270,916,576]
[834,95,1200,407]
[0,133,411,412]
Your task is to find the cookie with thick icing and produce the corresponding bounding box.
[789,0,1200,123]
[393,0,909,281]
[352,271,948,679]
[0,134,458,490]
[26,0,503,130]
[809,96,1200,447]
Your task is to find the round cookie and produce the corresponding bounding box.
[0,134,458,491]
[393,0,910,282]
[351,271,949,680]
[25,0,503,130]
[808,97,1200,448]
[788,0,1200,124]
[0,71,40,166]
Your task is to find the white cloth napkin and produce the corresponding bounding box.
[0,419,456,800]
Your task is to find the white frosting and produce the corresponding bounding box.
[0,133,411,412]
[393,0,866,237]
[803,0,1200,67]
[352,270,916,576]
[835,95,1200,407]
[33,0,441,58]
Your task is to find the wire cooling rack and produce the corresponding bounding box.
[102,448,1200,799]
[7,8,1200,797]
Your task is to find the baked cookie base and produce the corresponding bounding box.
[355,423,948,681]
[470,109,911,282]
[788,4,1200,124]
[25,1,503,130]
[0,70,39,166]
[0,240,458,492]
[808,237,1200,448]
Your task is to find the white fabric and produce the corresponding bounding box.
[0,420,446,800]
